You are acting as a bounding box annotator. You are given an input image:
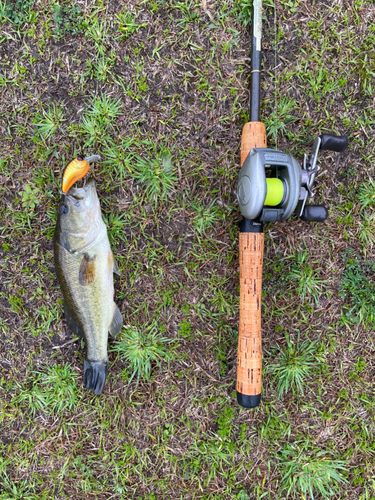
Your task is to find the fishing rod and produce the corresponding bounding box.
[236,0,348,409]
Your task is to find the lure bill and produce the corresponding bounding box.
[54,177,122,395]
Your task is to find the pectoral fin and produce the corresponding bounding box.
[79,254,96,286]
[108,252,120,276]
[109,305,123,338]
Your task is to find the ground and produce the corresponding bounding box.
[0,0,375,499]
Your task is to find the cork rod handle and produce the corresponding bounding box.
[240,121,267,165]
[237,121,266,409]
[237,232,264,407]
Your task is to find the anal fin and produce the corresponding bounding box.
[109,305,123,338]
[113,257,120,276]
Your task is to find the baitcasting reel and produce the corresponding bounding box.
[237,134,348,223]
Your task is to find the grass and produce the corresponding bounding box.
[0,0,374,498]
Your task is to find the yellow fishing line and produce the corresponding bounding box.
[265,178,284,206]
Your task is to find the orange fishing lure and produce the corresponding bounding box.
[62,156,90,193]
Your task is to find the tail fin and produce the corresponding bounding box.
[83,359,108,395]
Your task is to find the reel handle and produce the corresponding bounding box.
[319,134,348,152]
[301,205,328,222]
[237,122,267,409]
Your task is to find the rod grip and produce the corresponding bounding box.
[240,122,267,166]
[236,232,264,408]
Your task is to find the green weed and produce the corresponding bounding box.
[85,52,117,82]
[278,441,348,499]
[0,1,7,23]
[85,17,110,57]
[267,335,322,398]
[358,213,375,248]
[111,325,173,382]
[52,4,85,37]
[15,363,79,415]
[126,59,150,100]
[215,405,235,440]
[34,104,65,139]
[232,0,252,27]
[103,211,128,245]
[232,0,275,26]
[280,0,301,15]
[85,93,122,123]
[18,183,40,210]
[83,18,116,81]
[191,200,221,234]
[264,95,299,141]
[174,1,202,24]
[287,249,326,305]
[80,94,122,146]
[101,137,135,183]
[356,52,375,95]
[1,0,36,27]
[339,253,375,328]
[116,8,146,40]
[357,178,375,211]
[8,294,24,313]
[178,319,192,340]
[0,466,36,500]
[132,155,177,203]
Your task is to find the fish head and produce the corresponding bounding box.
[56,178,103,253]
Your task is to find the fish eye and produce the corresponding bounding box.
[59,203,69,215]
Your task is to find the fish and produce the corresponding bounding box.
[54,178,122,395]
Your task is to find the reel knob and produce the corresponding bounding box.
[319,134,348,152]
[300,205,328,222]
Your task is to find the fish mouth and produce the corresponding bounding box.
[65,178,95,202]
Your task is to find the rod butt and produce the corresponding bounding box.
[237,391,261,409]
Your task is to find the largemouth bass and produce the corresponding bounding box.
[54,178,122,395]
